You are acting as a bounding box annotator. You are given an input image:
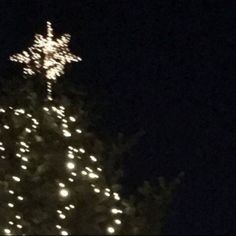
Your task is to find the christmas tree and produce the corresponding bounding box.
[0,22,123,235]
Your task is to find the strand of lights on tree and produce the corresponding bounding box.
[0,107,39,234]
[10,21,82,101]
[0,106,123,235]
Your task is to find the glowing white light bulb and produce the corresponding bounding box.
[21,165,27,170]
[16,224,22,229]
[89,155,97,162]
[56,225,62,229]
[76,129,82,133]
[20,148,25,152]
[88,173,99,179]
[107,226,115,234]
[69,116,76,122]
[79,148,85,153]
[66,162,75,170]
[94,188,100,193]
[63,130,71,137]
[61,230,68,235]
[81,170,87,175]
[15,215,21,219]
[114,219,121,225]
[8,221,14,225]
[12,176,21,182]
[3,125,10,129]
[4,229,11,234]
[59,214,66,219]
[69,204,75,209]
[22,157,28,162]
[25,128,31,133]
[59,183,65,188]
[111,208,122,214]
[17,196,24,201]
[105,192,111,197]
[59,189,69,198]
[113,193,120,201]
[67,153,74,159]
[8,203,14,208]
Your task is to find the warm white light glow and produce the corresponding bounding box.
[104,192,110,197]
[59,214,66,219]
[69,116,76,122]
[8,190,14,194]
[10,21,81,81]
[107,226,115,234]
[63,130,71,137]
[59,189,69,198]
[111,208,123,214]
[17,196,24,201]
[94,188,100,193]
[81,170,87,175]
[4,229,11,234]
[79,148,85,153]
[88,173,99,179]
[114,219,121,225]
[25,128,31,133]
[89,155,97,162]
[8,203,14,208]
[66,162,75,170]
[59,183,65,188]
[76,129,82,134]
[21,165,27,170]
[61,230,68,235]
[12,176,21,182]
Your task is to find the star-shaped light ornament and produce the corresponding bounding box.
[10,21,82,100]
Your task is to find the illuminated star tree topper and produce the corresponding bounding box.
[10,21,82,100]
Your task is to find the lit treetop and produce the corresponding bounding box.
[10,21,82,99]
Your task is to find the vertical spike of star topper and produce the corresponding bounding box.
[10,21,82,101]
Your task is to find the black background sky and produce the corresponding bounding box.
[0,0,235,234]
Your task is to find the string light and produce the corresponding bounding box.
[61,230,68,235]
[89,155,97,162]
[66,162,75,170]
[114,219,121,225]
[107,226,115,234]
[10,21,82,100]
[3,229,11,234]
[59,189,69,198]
[0,104,124,234]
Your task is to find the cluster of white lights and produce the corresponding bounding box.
[10,21,82,100]
[0,107,40,235]
[0,141,6,159]
[1,104,124,235]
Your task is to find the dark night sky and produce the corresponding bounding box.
[0,0,235,234]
